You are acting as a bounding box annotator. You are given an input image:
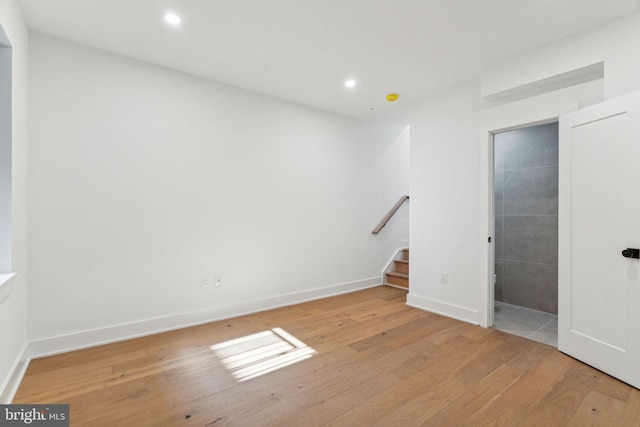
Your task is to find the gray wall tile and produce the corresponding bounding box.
[495,258,504,302]
[494,171,504,216]
[497,122,558,170]
[494,138,505,172]
[494,122,558,315]
[502,261,558,314]
[495,214,504,260]
[504,215,558,266]
[504,166,558,216]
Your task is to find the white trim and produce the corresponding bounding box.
[0,272,16,306]
[0,342,29,404]
[0,272,16,286]
[28,277,382,358]
[381,247,408,285]
[406,293,479,325]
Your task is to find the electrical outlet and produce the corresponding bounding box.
[201,276,211,289]
[440,272,448,284]
[214,275,222,287]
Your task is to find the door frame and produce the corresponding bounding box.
[478,109,570,328]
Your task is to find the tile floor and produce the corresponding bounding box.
[493,301,557,347]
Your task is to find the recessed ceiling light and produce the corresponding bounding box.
[345,79,356,88]
[164,13,181,26]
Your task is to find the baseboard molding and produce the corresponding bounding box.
[0,342,30,403]
[406,293,479,325]
[29,277,382,359]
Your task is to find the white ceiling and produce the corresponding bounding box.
[18,0,640,120]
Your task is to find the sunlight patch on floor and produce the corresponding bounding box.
[211,327,316,382]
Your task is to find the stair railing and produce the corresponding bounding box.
[372,195,409,234]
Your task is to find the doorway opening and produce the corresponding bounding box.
[492,122,559,346]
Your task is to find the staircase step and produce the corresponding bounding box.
[402,249,409,261]
[393,259,409,274]
[386,271,409,289]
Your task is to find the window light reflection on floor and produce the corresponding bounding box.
[210,327,316,382]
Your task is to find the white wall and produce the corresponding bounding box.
[366,123,410,260]
[408,12,640,324]
[408,82,483,322]
[0,45,10,274]
[482,13,640,101]
[0,0,29,403]
[27,34,409,355]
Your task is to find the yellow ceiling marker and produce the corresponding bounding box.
[386,93,399,102]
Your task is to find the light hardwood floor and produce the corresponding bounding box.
[14,286,640,426]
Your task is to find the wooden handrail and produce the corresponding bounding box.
[372,195,409,234]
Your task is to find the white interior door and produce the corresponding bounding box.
[559,91,640,389]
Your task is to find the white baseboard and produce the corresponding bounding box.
[406,293,479,325]
[29,277,382,359]
[0,342,30,403]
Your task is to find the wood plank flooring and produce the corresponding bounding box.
[14,286,640,426]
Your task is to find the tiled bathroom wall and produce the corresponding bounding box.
[494,122,558,314]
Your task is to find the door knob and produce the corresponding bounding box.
[621,248,640,259]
